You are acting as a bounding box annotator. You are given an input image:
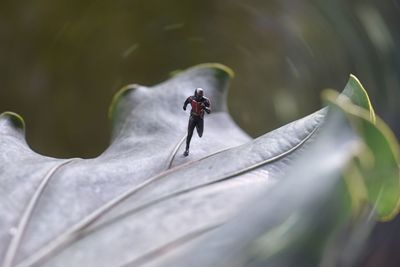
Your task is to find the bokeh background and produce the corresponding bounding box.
[1,0,400,266]
[1,0,399,159]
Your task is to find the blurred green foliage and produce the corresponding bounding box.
[0,0,399,158]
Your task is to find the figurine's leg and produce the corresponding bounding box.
[196,118,204,137]
[184,116,195,156]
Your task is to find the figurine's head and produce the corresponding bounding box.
[195,88,204,98]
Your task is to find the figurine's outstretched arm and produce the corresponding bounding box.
[204,99,211,114]
[183,97,191,111]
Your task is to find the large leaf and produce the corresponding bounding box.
[0,64,398,267]
[31,110,324,267]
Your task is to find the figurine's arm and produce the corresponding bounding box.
[183,97,191,111]
[203,99,211,114]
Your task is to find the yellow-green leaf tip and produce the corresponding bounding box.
[0,111,26,130]
[169,63,235,79]
[344,74,376,123]
[108,85,138,121]
[188,63,235,78]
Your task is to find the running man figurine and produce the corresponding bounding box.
[182,88,211,156]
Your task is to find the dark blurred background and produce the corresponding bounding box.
[0,0,399,158]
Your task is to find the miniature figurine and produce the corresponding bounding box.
[182,88,211,156]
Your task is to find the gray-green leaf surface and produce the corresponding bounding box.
[0,64,398,267]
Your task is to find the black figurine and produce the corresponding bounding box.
[182,88,211,156]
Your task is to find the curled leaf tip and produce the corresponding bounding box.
[169,69,183,77]
[349,73,358,80]
[0,111,26,130]
[345,74,376,123]
[108,85,140,120]
[188,63,235,79]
